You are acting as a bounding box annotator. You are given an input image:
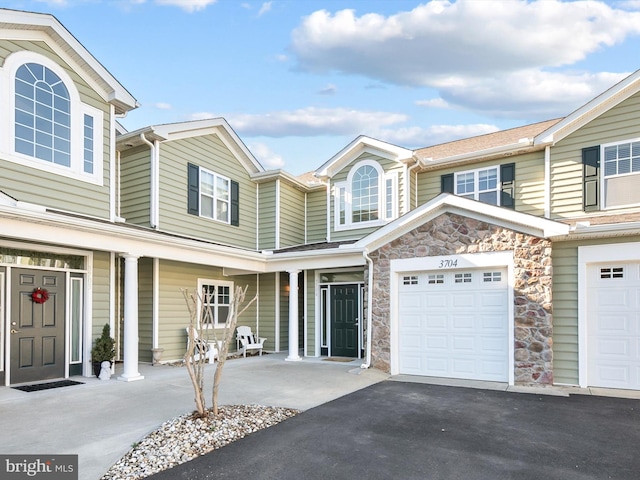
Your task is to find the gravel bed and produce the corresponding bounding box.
[100,405,300,479]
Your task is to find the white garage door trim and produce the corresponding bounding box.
[390,251,515,385]
[578,242,640,389]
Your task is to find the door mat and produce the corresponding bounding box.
[12,380,85,392]
[323,357,355,362]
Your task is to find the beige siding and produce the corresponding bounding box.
[550,92,640,219]
[258,182,277,250]
[157,135,257,250]
[416,153,545,216]
[279,182,305,248]
[306,189,327,243]
[156,260,258,361]
[552,235,640,385]
[0,40,112,218]
[120,146,151,227]
[331,153,406,242]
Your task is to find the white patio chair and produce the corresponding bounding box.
[185,327,220,364]
[236,326,266,358]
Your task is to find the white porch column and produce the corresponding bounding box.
[286,269,301,361]
[118,254,144,382]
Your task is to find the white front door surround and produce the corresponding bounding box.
[390,251,515,385]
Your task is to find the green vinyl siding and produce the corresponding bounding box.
[138,257,153,363]
[258,182,277,250]
[156,259,258,361]
[91,251,112,342]
[157,135,257,250]
[305,269,316,355]
[552,235,640,385]
[258,273,277,351]
[331,153,405,242]
[279,182,305,248]
[279,272,289,352]
[0,40,113,218]
[306,189,327,243]
[416,152,545,216]
[550,92,640,219]
[120,146,151,227]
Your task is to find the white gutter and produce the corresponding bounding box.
[275,179,281,250]
[407,158,424,212]
[422,138,534,169]
[360,248,374,369]
[109,104,117,222]
[544,145,551,218]
[139,133,159,229]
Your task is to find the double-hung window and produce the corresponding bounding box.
[199,280,232,327]
[602,140,640,209]
[455,167,499,205]
[335,160,398,229]
[187,163,239,225]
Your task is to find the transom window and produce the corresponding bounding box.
[602,140,640,209]
[15,63,71,166]
[199,280,232,327]
[200,168,230,223]
[335,160,397,229]
[455,167,499,205]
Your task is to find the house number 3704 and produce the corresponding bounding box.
[438,259,458,268]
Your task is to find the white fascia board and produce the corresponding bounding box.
[558,221,640,241]
[0,208,266,271]
[0,10,138,112]
[262,248,365,273]
[534,69,640,145]
[153,118,264,174]
[316,136,413,177]
[355,193,570,252]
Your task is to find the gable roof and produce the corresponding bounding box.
[355,193,570,252]
[414,118,562,170]
[0,9,138,114]
[116,118,265,175]
[535,68,640,145]
[315,135,414,178]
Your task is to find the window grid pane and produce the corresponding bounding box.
[83,114,94,174]
[199,169,230,223]
[352,165,379,223]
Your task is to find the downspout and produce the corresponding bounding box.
[361,248,374,369]
[407,158,424,212]
[139,133,159,229]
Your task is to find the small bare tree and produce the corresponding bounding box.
[182,285,258,417]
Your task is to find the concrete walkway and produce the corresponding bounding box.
[0,354,388,480]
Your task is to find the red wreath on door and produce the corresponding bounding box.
[31,288,49,304]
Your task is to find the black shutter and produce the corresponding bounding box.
[187,163,199,215]
[500,163,515,209]
[441,173,454,194]
[583,146,600,211]
[230,180,239,226]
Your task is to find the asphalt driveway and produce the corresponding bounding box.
[150,380,640,480]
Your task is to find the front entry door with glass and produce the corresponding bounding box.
[330,284,360,357]
[10,269,66,384]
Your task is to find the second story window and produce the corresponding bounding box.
[187,163,240,226]
[602,140,640,209]
[15,63,71,167]
[335,160,398,230]
[441,163,515,209]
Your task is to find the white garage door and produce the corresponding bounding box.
[587,262,640,390]
[398,268,509,382]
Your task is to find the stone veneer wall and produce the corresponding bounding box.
[366,212,554,385]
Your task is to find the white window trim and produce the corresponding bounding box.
[334,160,398,231]
[600,138,640,210]
[454,165,500,205]
[0,51,104,185]
[199,166,231,224]
[197,278,234,328]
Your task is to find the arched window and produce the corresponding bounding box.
[352,164,379,222]
[15,63,71,166]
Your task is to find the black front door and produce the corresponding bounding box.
[10,269,66,384]
[330,284,359,357]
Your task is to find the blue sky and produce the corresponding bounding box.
[7,0,640,175]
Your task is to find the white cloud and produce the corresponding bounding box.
[416,98,449,109]
[154,0,217,12]
[290,1,640,119]
[153,102,172,110]
[317,84,337,96]
[225,107,408,137]
[249,142,285,169]
[35,0,69,5]
[258,2,272,16]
